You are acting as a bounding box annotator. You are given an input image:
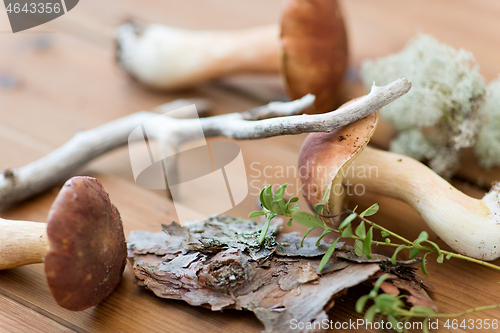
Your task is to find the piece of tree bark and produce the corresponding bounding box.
[128,216,380,332]
[127,215,434,333]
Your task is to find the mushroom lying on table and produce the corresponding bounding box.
[0,176,127,311]
[299,103,500,261]
[115,0,347,113]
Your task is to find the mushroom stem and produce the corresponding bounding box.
[345,146,500,260]
[116,22,280,90]
[116,0,348,113]
[0,78,410,210]
[0,218,49,269]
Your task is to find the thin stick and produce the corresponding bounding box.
[0,78,411,210]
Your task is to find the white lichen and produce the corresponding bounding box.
[361,34,485,177]
[389,129,434,161]
[475,77,500,168]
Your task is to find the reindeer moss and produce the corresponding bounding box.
[361,34,485,177]
[476,77,500,168]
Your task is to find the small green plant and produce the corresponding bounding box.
[250,183,500,332]
[250,183,500,273]
[358,274,500,333]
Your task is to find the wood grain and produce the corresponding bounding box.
[1,0,500,332]
[0,296,73,333]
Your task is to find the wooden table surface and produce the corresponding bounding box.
[1,0,500,332]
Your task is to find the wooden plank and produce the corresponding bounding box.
[0,9,266,149]
[0,128,262,332]
[341,0,500,80]
[0,181,263,332]
[2,0,500,332]
[2,110,500,333]
[0,296,74,333]
[0,32,204,146]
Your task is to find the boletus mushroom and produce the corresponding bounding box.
[115,0,348,113]
[0,176,127,311]
[299,103,500,261]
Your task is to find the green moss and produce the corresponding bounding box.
[361,34,485,177]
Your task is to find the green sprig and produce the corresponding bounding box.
[250,184,500,273]
[357,274,500,333]
[248,183,500,332]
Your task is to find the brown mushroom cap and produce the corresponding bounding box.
[298,103,379,221]
[44,176,127,311]
[280,0,348,114]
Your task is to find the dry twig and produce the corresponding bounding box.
[0,78,410,210]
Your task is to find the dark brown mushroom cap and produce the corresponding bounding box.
[280,0,348,114]
[45,176,126,311]
[298,102,378,219]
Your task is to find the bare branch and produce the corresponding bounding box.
[0,78,411,210]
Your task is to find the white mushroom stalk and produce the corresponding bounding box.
[0,218,48,269]
[0,78,410,210]
[115,0,348,114]
[116,21,280,90]
[348,147,500,261]
[299,102,500,261]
